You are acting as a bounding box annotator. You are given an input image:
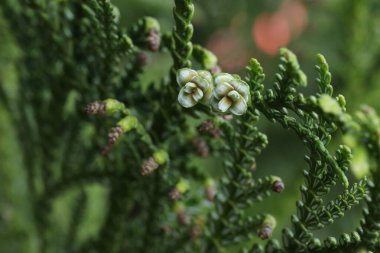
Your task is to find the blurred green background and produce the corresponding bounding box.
[1,0,380,252]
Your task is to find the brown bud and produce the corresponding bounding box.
[209,128,221,138]
[272,180,285,193]
[101,144,112,156]
[146,29,161,52]
[137,52,149,66]
[169,188,182,201]
[177,210,190,225]
[141,157,159,176]
[85,101,106,115]
[191,138,209,158]
[205,186,216,201]
[190,224,202,241]
[197,120,221,139]
[101,126,124,156]
[258,224,273,240]
[198,120,214,134]
[108,126,123,145]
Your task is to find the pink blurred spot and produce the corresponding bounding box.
[252,0,308,55]
[280,0,308,36]
[207,30,251,72]
[252,12,291,55]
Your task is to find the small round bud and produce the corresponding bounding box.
[146,28,160,52]
[121,35,134,53]
[272,180,285,193]
[117,116,139,133]
[258,215,276,240]
[169,180,189,201]
[153,149,169,165]
[169,179,190,200]
[193,45,218,70]
[143,17,161,51]
[104,98,127,116]
[258,224,272,240]
[324,237,338,249]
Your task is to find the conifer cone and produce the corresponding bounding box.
[141,157,159,176]
[101,126,124,156]
[108,126,123,145]
[84,101,107,115]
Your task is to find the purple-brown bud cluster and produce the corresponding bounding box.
[146,28,160,52]
[258,224,273,240]
[177,210,190,225]
[141,157,159,176]
[191,137,209,157]
[197,120,221,138]
[136,52,149,66]
[205,186,216,201]
[101,126,124,156]
[169,188,182,201]
[108,126,123,145]
[84,101,106,116]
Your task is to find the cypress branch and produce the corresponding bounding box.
[2,1,380,253]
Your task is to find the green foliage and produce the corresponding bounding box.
[1,1,380,253]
